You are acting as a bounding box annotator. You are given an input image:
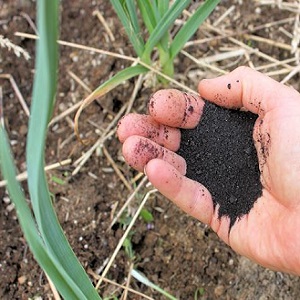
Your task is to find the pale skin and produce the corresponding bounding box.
[117,66,300,275]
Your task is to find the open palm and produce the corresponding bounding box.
[118,67,300,275]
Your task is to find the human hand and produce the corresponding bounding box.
[117,66,300,275]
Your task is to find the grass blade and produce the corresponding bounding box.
[137,0,169,59]
[157,0,169,18]
[0,127,88,299]
[131,269,177,300]
[149,0,160,21]
[137,0,157,34]
[142,0,191,62]
[110,0,145,57]
[26,1,101,298]
[155,0,170,54]
[125,0,141,38]
[169,0,220,60]
[27,0,58,226]
[74,64,148,143]
[87,65,148,100]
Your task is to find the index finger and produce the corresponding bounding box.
[148,89,205,129]
[198,66,299,115]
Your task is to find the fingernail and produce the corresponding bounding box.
[144,165,148,177]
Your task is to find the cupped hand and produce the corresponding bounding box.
[117,66,300,275]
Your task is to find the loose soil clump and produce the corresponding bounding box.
[178,101,262,229]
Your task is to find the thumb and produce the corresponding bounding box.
[198,66,299,116]
[144,159,231,241]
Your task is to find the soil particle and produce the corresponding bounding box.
[149,95,155,109]
[182,92,196,126]
[135,139,162,158]
[178,101,262,229]
[255,119,271,169]
[163,126,169,140]
[145,128,159,140]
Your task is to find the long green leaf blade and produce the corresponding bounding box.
[169,0,220,60]
[155,0,170,54]
[110,0,145,57]
[125,0,141,39]
[157,0,169,17]
[89,64,148,100]
[0,127,87,300]
[137,0,169,56]
[137,0,157,34]
[142,0,191,62]
[131,269,177,300]
[75,64,148,144]
[26,0,101,298]
[149,0,160,21]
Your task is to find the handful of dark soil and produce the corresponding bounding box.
[177,101,262,229]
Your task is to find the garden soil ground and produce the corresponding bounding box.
[1,1,300,299]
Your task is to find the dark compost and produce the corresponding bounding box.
[178,101,263,229]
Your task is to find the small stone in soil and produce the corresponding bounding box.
[177,101,262,229]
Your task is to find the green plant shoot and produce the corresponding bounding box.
[75,0,220,142]
[0,1,101,298]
